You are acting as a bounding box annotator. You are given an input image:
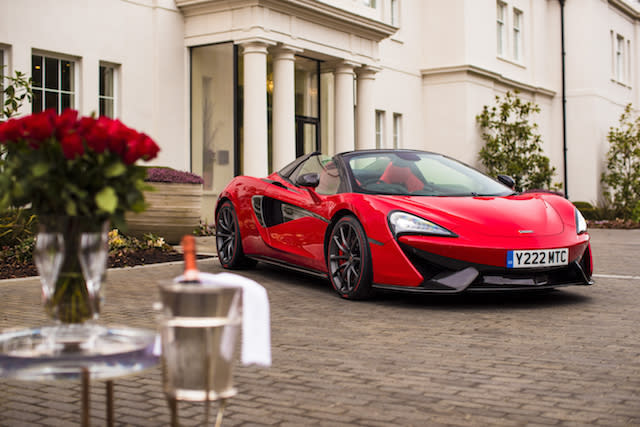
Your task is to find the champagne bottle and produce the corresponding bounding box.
[181,235,200,283]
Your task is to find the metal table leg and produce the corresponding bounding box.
[106,380,114,427]
[81,368,90,427]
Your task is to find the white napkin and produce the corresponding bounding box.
[172,272,272,367]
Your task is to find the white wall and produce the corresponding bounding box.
[0,0,188,171]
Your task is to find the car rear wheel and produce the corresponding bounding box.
[327,215,373,299]
[216,201,256,269]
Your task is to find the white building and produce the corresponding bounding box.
[1,0,639,219]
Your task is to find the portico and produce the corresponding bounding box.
[177,0,396,214]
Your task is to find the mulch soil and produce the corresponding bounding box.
[0,249,211,280]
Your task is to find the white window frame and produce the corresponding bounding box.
[513,8,522,61]
[496,2,506,57]
[375,110,385,149]
[364,0,377,8]
[99,62,118,118]
[31,52,77,113]
[612,33,630,85]
[393,113,402,149]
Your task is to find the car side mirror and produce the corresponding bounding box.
[497,174,516,190]
[296,173,320,188]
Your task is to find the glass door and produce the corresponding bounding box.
[295,56,320,157]
[296,117,319,157]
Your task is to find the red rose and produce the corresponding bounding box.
[105,119,131,156]
[123,137,141,164]
[60,132,84,159]
[77,117,107,154]
[0,118,25,143]
[54,109,79,140]
[139,133,159,161]
[23,110,55,146]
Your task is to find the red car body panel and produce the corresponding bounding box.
[216,150,594,294]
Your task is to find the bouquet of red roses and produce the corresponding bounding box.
[0,109,160,229]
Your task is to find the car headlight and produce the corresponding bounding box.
[388,211,456,238]
[575,208,587,235]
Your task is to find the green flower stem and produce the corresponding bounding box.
[41,216,95,324]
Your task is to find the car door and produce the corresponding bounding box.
[255,156,337,272]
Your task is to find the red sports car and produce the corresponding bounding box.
[215,150,593,299]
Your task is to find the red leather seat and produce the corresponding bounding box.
[379,163,424,192]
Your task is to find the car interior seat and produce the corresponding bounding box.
[379,162,424,192]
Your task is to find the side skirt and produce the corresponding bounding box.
[248,255,329,280]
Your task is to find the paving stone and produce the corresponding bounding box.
[1,230,639,425]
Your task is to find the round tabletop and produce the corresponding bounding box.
[0,325,159,381]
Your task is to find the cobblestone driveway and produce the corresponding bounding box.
[1,229,639,426]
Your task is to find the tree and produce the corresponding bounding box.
[1,66,32,119]
[601,103,640,220]
[476,91,557,192]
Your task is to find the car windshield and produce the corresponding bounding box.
[346,151,514,197]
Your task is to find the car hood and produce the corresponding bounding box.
[379,194,566,237]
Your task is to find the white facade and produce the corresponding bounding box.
[2,0,639,219]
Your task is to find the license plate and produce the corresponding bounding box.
[507,248,568,268]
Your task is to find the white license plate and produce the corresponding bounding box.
[507,248,569,268]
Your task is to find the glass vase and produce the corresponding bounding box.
[35,216,109,325]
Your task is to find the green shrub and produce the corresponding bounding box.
[601,103,640,220]
[1,67,33,119]
[572,200,619,221]
[476,91,558,192]
[572,201,597,220]
[632,201,640,223]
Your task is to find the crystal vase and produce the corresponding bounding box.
[34,216,109,325]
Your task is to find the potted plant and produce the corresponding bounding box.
[125,167,204,244]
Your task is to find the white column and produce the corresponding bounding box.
[334,62,357,154]
[356,66,378,150]
[272,45,300,170]
[242,41,270,177]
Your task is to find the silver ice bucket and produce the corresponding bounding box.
[157,281,242,402]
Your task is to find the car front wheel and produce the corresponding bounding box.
[216,201,256,269]
[327,215,373,299]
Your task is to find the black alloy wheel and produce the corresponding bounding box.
[327,215,373,299]
[216,201,255,269]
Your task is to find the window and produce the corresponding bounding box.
[99,64,117,118]
[616,36,624,81]
[393,113,402,149]
[513,9,522,61]
[390,0,399,26]
[496,2,506,56]
[363,0,377,8]
[375,110,385,149]
[32,54,75,113]
[612,32,630,84]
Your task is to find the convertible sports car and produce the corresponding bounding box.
[215,149,593,299]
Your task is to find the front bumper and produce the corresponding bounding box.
[372,241,593,294]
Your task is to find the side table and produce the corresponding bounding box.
[0,325,159,427]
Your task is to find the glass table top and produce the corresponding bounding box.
[0,325,160,381]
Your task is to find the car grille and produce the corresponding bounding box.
[399,242,592,292]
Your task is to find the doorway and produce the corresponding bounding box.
[296,116,319,157]
[295,56,321,157]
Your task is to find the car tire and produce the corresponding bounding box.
[216,201,256,269]
[327,215,373,300]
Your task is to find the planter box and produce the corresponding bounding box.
[126,182,203,244]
